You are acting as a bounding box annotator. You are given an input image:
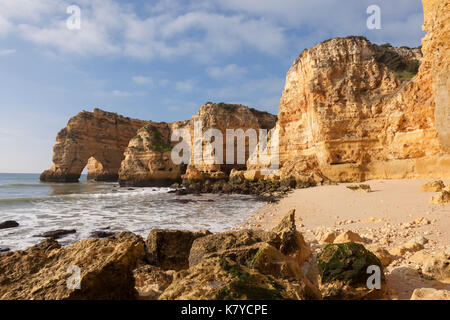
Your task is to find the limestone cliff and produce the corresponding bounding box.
[118,103,277,186]
[41,0,448,186]
[40,109,149,182]
[422,0,450,152]
[250,21,449,181]
[183,103,277,181]
[118,121,189,187]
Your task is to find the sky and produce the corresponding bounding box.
[0,0,426,173]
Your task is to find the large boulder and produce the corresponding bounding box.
[318,242,385,299]
[270,209,311,265]
[159,257,316,300]
[189,229,280,267]
[186,210,320,300]
[0,232,145,300]
[189,210,311,267]
[146,229,211,271]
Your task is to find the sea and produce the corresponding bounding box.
[0,173,265,251]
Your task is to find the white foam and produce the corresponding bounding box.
[0,188,264,251]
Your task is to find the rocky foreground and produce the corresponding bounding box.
[1,194,448,300]
[240,179,450,300]
[12,0,447,301]
[0,210,379,300]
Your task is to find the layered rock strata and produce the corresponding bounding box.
[422,0,450,152]
[118,121,189,187]
[183,103,277,181]
[41,109,149,182]
[41,0,449,187]
[250,32,449,181]
[0,233,145,299]
[119,103,277,187]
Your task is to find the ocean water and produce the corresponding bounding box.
[0,173,264,251]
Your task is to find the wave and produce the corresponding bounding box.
[0,187,173,204]
[0,183,49,188]
[0,195,82,204]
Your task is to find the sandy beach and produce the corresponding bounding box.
[242,179,450,246]
[240,179,450,299]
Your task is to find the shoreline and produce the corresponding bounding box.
[241,179,450,245]
[0,183,267,252]
[1,178,449,300]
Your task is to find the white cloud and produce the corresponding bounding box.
[0,0,425,62]
[207,64,247,80]
[176,79,195,92]
[214,0,425,47]
[0,0,286,61]
[93,89,147,98]
[132,76,153,85]
[206,76,284,112]
[0,49,16,56]
[159,79,170,87]
[111,90,132,97]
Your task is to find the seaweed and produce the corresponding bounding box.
[216,258,285,300]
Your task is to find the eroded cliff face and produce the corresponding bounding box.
[118,121,189,187]
[118,103,277,186]
[423,0,450,152]
[40,109,149,182]
[41,0,448,186]
[183,103,277,181]
[252,27,449,181]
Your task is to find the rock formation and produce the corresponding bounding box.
[162,210,321,300]
[42,1,448,187]
[118,103,277,187]
[118,121,189,187]
[184,103,277,180]
[0,211,325,300]
[41,102,276,186]
[41,109,149,182]
[145,229,211,271]
[249,11,449,182]
[0,232,145,299]
[318,242,386,299]
[422,0,450,152]
[160,257,315,300]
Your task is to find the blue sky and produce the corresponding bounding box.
[0,0,426,173]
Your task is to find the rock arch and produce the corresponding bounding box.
[40,109,149,182]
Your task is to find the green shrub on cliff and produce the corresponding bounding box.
[144,125,172,152]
